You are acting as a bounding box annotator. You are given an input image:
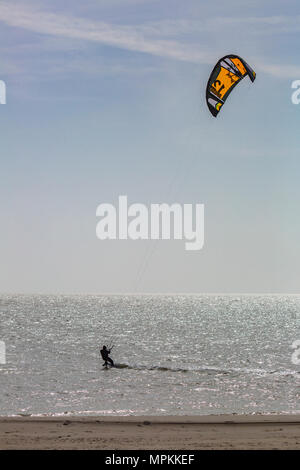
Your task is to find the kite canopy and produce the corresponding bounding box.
[206,54,256,117]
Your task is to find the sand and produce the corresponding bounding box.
[0,415,299,450]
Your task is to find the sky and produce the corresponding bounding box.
[1,0,300,294]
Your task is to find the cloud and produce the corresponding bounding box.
[133,15,300,37]
[254,61,300,79]
[0,2,299,78]
[0,2,212,64]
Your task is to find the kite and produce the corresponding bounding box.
[206,54,256,117]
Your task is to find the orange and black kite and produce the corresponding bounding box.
[206,54,256,117]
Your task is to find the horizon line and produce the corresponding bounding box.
[1,291,300,296]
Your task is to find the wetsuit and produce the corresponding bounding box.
[100,348,114,367]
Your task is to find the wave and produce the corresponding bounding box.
[115,363,190,372]
[104,363,189,372]
[105,363,300,377]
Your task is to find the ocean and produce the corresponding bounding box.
[0,294,299,416]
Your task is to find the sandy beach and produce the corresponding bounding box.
[0,415,299,450]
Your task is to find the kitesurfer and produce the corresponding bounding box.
[100,345,114,367]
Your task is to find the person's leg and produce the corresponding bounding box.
[107,357,114,366]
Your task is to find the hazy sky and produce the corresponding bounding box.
[1,0,300,294]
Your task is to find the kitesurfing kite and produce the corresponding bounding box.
[206,54,256,117]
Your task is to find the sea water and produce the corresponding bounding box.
[0,294,299,416]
